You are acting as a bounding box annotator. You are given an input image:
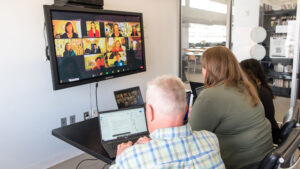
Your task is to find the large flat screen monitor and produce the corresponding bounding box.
[43,5,146,90]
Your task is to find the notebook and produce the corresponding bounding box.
[98,106,148,158]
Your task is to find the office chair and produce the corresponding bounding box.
[258,128,300,169]
[278,108,299,144]
[189,81,204,104]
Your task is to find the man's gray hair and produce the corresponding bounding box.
[146,75,186,115]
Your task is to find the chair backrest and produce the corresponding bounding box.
[280,128,300,168]
[189,55,196,60]
[258,128,300,169]
[278,120,297,144]
[278,107,299,144]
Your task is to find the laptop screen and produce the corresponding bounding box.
[99,107,148,141]
[184,91,192,121]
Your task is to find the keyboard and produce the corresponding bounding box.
[108,137,140,150]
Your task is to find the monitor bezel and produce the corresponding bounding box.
[43,5,146,90]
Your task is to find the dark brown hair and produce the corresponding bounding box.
[240,58,274,98]
[65,22,74,33]
[201,46,259,106]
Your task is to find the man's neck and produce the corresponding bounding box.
[151,116,184,133]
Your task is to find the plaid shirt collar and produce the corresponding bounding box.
[149,124,192,140]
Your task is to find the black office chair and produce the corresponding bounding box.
[277,108,300,144]
[189,81,204,104]
[278,120,297,144]
[258,128,300,169]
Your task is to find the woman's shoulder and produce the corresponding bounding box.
[198,84,226,97]
[61,33,67,38]
[197,84,249,103]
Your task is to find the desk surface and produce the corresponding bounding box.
[52,117,114,164]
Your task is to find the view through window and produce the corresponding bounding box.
[180,0,228,83]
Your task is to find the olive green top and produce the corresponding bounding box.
[189,84,273,169]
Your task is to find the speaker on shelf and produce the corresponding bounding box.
[54,0,104,9]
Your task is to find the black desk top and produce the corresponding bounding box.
[52,117,114,164]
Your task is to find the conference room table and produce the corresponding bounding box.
[52,117,114,164]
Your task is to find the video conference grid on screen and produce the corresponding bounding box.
[51,11,144,84]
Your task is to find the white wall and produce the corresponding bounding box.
[0,0,179,168]
[232,0,260,61]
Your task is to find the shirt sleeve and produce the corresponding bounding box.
[189,90,222,132]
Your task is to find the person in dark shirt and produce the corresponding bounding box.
[131,25,139,36]
[240,58,280,144]
[61,22,79,39]
[91,44,99,54]
[63,43,76,57]
[85,47,91,54]
[111,24,123,37]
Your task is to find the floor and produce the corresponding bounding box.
[48,153,111,169]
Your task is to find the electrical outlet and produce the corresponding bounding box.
[61,117,67,127]
[92,110,98,118]
[84,111,90,120]
[70,115,76,124]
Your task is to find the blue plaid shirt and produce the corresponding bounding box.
[109,124,225,169]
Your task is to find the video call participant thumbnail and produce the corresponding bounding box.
[53,20,83,39]
[92,57,105,70]
[63,42,76,57]
[112,40,124,52]
[114,52,125,67]
[88,21,100,38]
[112,24,123,37]
[59,57,81,83]
[131,25,139,37]
[83,38,106,55]
[61,22,79,39]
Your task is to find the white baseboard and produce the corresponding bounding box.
[24,149,83,169]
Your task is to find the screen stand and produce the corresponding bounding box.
[53,0,104,9]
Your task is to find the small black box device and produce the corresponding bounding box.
[54,0,104,8]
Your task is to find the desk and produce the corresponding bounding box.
[52,117,114,164]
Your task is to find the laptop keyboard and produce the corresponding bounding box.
[108,137,140,151]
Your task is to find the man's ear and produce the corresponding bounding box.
[146,104,154,122]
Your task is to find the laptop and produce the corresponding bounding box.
[189,81,204,104]
[114,86,144,109]
[184,91,193,124]
[98,105,148,158]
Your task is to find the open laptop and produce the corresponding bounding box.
[98,105,148,158]
[189,81,204,104]
[114,86,144,109]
